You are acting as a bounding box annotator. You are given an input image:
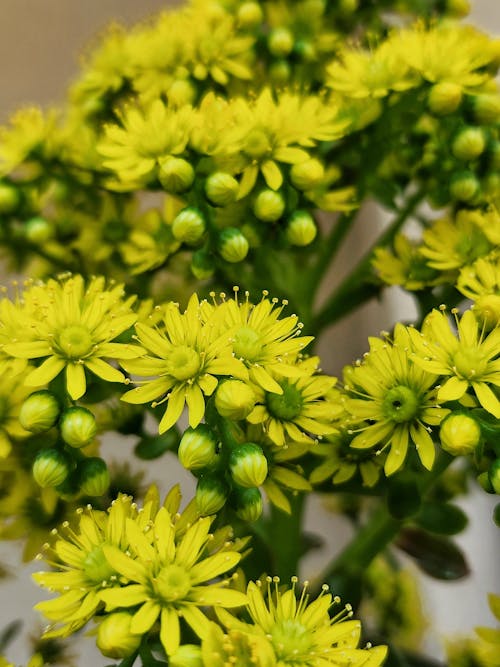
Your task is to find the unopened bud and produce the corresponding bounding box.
[172,208,206,244]
[205,172,239,206]
[233,485,263,522]
[489,458,500,494]
[440,413,481,456]
[60,407,97,448]
[158,157,194,193]
[290,159,325,190]
[79,457,110,496]
[286,211,317,246]
[33,449,70,488]
[269,59,291,85]
[253,189,285,222]
[96,612,142,659]
[167,79,196,107]
[452,127,486,161]
[230,442,268,488]
[24,216,54,244]
[237,2,263,29]
[215,380,256,420]
[191,249,215,280]
[19,390,60,433]
[196,476,228,515]
[428,82,462,115]
[178,425,218,471]
[218,228,249,263]
[0,183,20,214]
[445,0,470,18]
[268,27,294,57]
[450,171,480,202]
[472,94,500,125]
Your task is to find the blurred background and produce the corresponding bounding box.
[0,1,499,664]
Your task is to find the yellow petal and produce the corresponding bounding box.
[66,363,86,400]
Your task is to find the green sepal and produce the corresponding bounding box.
[134,428,180,460]
[396,527,469,580]
[415,502,468,536]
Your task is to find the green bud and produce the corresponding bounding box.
[191,249,215,280]
[60,407,97,448]
[285,211,317,247]
[428,82,462,115]
[233,486,263,522]
[290,159,324,190]
[19,390,60,433]
[450,171,480,202]
[269,59,291,85]
[440,413,481,456]
[96,612,142,659]
[339,0,359,13]
[167,79,196,107]
[268,27,294,57]
[33,449,70,488]
[445,0,470,18]
[0,183,20,214]
[56,471,82,501]
[205,172,239,206]
[489,459,500,494]
[24,216,54,244]
[472,94,500,125]
[477,471,494,494]
[452,127,486,161]
[158,157,195,193]
[196,475,229,515]
[79,457,110,496]
[230,442,268,488]
[294,40,316,63]
[218,228,249,263]
[483,173,500,198]
[172,207,206,244]
[253,189,285,222]
[237,2,263,29]
[215,380,256,420]
[178,425,218,471]
[169,645,203,667]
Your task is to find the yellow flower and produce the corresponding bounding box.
[373,234,440,291]
[121,293,248,433]
[246,357,340,447]
[344,324,448,476]
[410,308,500,418]
[217,577,388,667]
[98,502,247,657]
[457,252,500,328]
[0,367,37,457]
[2,275,143,401]
[202,621,276,667]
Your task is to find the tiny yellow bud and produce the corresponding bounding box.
[444,0,470,18]
[19,391,60,433]
[218,228,249,263]
[268,27,294,57]
[24,216,54,243]
[79,457,110,496]
[178,425,218,471]
[60,407,97,448]
[452,127,486,161]
[230,443,268,488]
[215,380,256,420]
[450,171,480,202]
[428,82,462,115]
[285,211,317,246]
[440,413,481,456]
[0,183,20,214]
[167,79,196,106]
[158,156,195,193]
[290,159,325,190]
[233,486,263,522]
[172,207,206,244]
[237,2,263,29]
[472,94,500,125]
[205,172,239,206]
[33,449,70,488]
[489,459,500,494]
[96,612,141,659]
[196,476,228,516]
[253,189,285,222]
[269,59,291,84]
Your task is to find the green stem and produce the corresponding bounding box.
[311,189,424,334]
[269,493,305,581]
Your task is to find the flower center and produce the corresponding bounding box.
[266,381,303,421]
[243,128,272,160]
[83,545,116,585]
[382,385,420,423]
[154,564,191,602]
[166,345,201,381]
[233,326,263,362]
[271,619,312,661]
[58,325,94,359]
[452,348,488,380]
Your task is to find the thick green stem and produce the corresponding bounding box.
[269,494,305,581]
[311,189,424,334]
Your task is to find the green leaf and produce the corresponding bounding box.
[396,527,469,580]
[0,620,22,652]
[134,429,180,460]
[416,502,468,536]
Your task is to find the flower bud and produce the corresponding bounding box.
[79,457,110,496]
[169,645,203,667]
[33,449,70,488]
[218,228,249,263]
[477,471,494,493]
[427,82,462,115]
[215,380,256,420]
[253,189,285,222]
[450,171,480,202]
[172,208,206,244]
[472,94,500,125]
[205,172,239,206]
[0,183,20,214]
[178,425,218,470]
[445,0,470,18]
[191,249,215,280]
[290,159,324,190]
[196,475,229,515]
[268,27,294,57]
[167,79,196,107]
[19,391,60,433]
[237,2,263,29]
[440,413,481,456]
[269,59,291,85]
[233,486,263,522]
[489,458,500,494]
[158,157,195,193]
[452,127,486,161]
[285,211,317,246]
[339,0,359,13]
[96,612,142,659]
[60,407,97,448]
[24,216,54,243]
[229,443,268,488]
